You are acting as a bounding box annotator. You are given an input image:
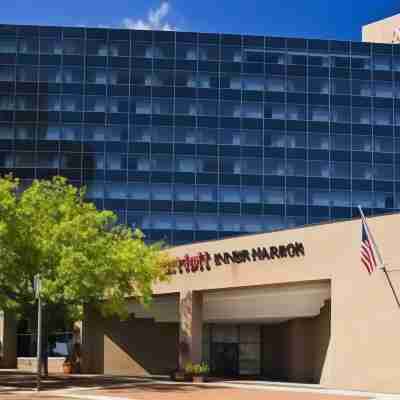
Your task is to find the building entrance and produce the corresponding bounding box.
[205,324,261,377]
[211,343,239,377]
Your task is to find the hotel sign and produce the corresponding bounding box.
[169,242,305,275]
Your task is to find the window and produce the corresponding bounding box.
[197,215,218,230]
[15,125,34,140]
[264,158,285,175]
[109,97,129,113]
[62,95,82,112]
[287,77,306,92]
[221,158,241,174]
[151,184,173,200]
[374,55,391,71]
[135,99,151,114]
[87,41,108,56]
[16,95,36,111]
[0,95,14,110]
[309,106,329,122]
[152,98,173,115]
[332,79,350,95]
[219,186,241,203]
[175,128,197,144]
[15,152,35,167]
[352,80,371,97]
[40,39,62,55]
[242,103,263,119]
[310,160,330,177]
[287,104,306,121]
[109,69,129,85]
[374,109,392,126]
[86,96,106,112]
[352,108,371,125]
[63,67,83,83]
[39,67,62,83]
[309,78,329,94]
[87,69,107,84]
[109,41,129,57]
[242,158,262,174]
[127,183,150,200]
[331,162,350,178]
[62,126,81,141]
[352,163,373,180]
[198,186,217,202]
[374,81,393,98]
[63,39,83,55]
[0,125,14,139]
[221,102,242,118]
[242,187,261,203]
[105,183,127,199]
[221,47,242,62]
[264,187,284,204]
[18,38,38,54]
[175,99,197,115]
[286,188,306,205]
[331,106,350,123]
[242,76,265,91]
[265,103,285,119]
[266,76,285,92]
[175,185,195,201]
[0,66,14,81]
[176,157,196,173]
[286,159,306,176]
[152,156,173,171]
[309,133,329,150]
[85,126,107,141]
[221,216,241,232]
[0,38,16,53]
[176,44,197,60]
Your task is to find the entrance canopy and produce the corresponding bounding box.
[127,281,330,324]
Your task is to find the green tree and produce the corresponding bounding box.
[0,176,172,363]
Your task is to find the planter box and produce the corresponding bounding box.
[192,375,207,383]
[171,371,188,382]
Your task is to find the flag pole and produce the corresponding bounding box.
[358,206,400,308]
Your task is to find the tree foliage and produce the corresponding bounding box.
[0,176,172,320]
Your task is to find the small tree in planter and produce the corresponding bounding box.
[185,362,210,383]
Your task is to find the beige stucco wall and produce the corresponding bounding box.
[152,213,400,393]
[82,306,179,375]
[261,300,330,383]
[362,14,400,43]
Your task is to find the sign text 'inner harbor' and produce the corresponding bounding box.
[170,242,305,275]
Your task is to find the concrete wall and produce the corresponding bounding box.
[362,13,400,43]
[82,307,179,375]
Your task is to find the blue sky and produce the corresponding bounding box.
[1,0,399,41]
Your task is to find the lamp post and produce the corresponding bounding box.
[34,274,42,391]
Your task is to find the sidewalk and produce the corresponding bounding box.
[1,371,399,400]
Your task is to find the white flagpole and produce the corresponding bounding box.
[358,206,400,308]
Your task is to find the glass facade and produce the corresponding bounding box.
[1,24,400,245]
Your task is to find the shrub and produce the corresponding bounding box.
[184,362,209,376]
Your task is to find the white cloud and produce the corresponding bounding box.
[122,2,176,31]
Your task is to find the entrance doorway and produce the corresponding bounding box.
[211,343,239,377]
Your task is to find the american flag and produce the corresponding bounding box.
[361,221,378,274]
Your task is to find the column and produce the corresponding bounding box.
[0,310,17,368]
[179,290,203,369]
